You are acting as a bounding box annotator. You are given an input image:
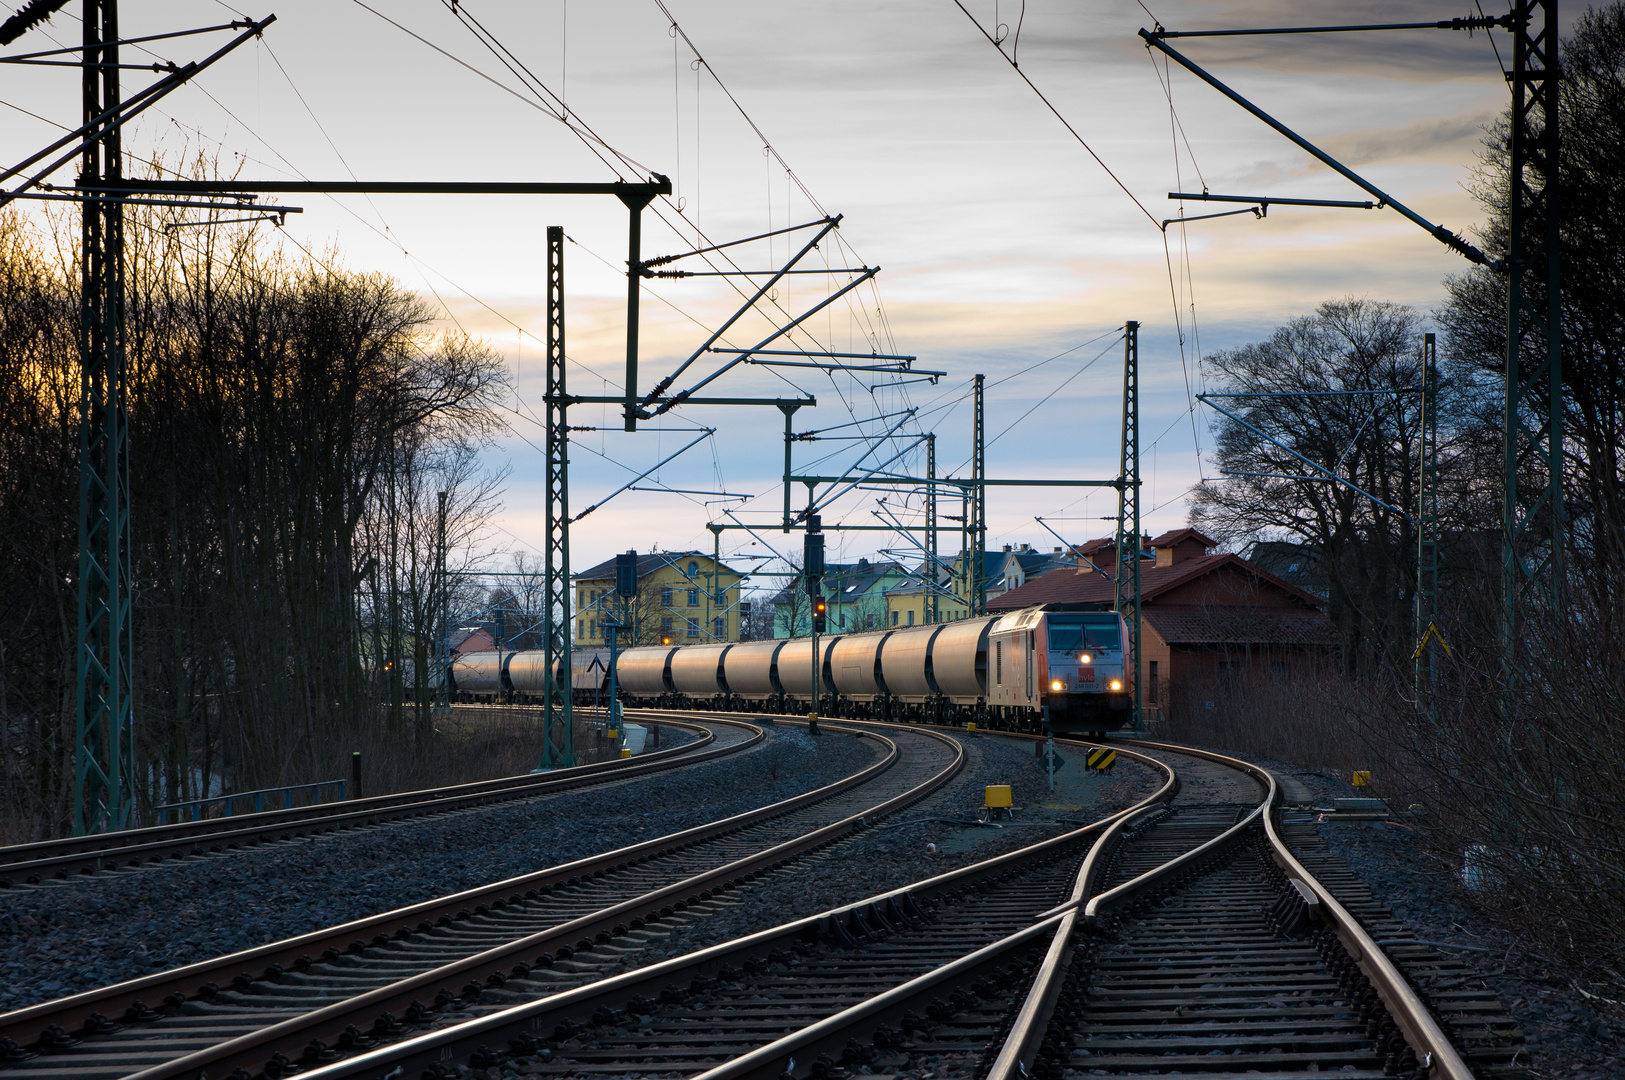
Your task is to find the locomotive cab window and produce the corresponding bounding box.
[1046,614,1121,652]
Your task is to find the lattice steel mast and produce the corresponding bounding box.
[1502,0,1564,629]
[74,0,134,834]
[540,226,574,769]
[925,433,938,624]
[970,373,987,616]
[1113,322,1142,731]
[1417,333,1440,701]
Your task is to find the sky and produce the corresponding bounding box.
[0,0,1537,597]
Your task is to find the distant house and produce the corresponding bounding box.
[573,550,744,646]
[773,558,909,637]
[1242,539,1326,600]
[449,627,495,657]
[989,528,1339,720]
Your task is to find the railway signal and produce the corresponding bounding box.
[812,596,828,633]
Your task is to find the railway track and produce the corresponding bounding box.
[2,725,1525,1080]
[0,717,963,1080]
[0,714,731,889]
[987,739,1518,1080]
[205,734,1180,1080]
[233,731,1522,1080]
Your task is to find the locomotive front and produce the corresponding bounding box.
[1039,610,1131,735]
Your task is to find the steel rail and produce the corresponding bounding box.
[90,720,962,1080]
[287,736,1177,1080]
[0,716,765,1050]
[988,738,1474,1080]
[0,716,730,884]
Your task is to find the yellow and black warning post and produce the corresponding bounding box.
[1087,747,1117,773]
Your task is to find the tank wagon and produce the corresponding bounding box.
[612,604,1131,736]
[446,648,614,705]
[439,604,1129,735]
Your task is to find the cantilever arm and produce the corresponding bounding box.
[1141,28,1496,268]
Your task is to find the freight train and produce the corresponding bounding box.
[443,604,1132,736]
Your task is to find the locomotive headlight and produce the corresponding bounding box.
[1080,653,1092,664]
[1109,679,1122,691]
[1050,679,1063,692]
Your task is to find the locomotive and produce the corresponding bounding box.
[447,604,1132,736]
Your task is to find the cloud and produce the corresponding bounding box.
[1319,111,1496,167]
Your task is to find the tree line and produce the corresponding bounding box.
[0,197,507,840]
[1193,4,1625,671]
[1184,4,1625,999]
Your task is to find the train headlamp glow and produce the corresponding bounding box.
[1109,679,1123,691]
[1080,653,1092,664]
[1050,679,1063,692]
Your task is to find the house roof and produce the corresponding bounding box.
[770,560,907,605]
[986,552,1325,612]
[1013,551,1061,574]
[1148,527,1218,549]
[574,550,740,583]
[1142,608,1340,647]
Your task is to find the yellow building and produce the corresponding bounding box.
[573,551,744,646]
[884,578,970,628]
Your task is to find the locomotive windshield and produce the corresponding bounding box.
[1046,614,1121,652]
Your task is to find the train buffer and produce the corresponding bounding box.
[1086,747,1117,773]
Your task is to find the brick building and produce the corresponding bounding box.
[988,528,1338,720]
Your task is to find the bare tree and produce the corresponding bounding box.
[1191,298,1477,669]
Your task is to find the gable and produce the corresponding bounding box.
[1152,561,1312,608]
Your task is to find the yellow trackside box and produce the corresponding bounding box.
[1352,770,1372,787]
[985,785,1012,809]
[620,748,632,758]
[606,729,619,740]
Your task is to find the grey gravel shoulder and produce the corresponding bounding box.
[0,726,879,1013]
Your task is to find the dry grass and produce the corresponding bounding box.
[1149,590,1625,998]
[1149,669,1401,783]
[0,706,651,844]
[313,705,639,797]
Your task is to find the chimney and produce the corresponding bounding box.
[1153,529,1215,567]
[1003,544,1012,553]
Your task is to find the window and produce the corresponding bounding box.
[661,587,673,606]
[660,616,673,634]
[686,618,699,639]
[1148,660,1159,692]
[866,614,876,630]
[906,610,915,625]
[687,588,699,607]
[714,617,725,638]
[688,561,698,578]
[715,587,726,604]
[890,610,899,626]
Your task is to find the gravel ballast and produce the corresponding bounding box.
[571,729,1163,968]
[0,724,879,1013]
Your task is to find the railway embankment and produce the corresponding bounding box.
[0,725,872,1014]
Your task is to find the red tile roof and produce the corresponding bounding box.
[1148,527,1218,549]
[986,552,1325,611]
[1143,608,1340,647]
